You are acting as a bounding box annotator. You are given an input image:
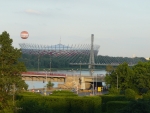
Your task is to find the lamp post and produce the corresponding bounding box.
[76,69,79,94]
[79,57,82,79]
[43,69,47,95]
[50,56,51,73]
[80,60,81,78]
[96,74,97,95]
[92,70,94,95]
[38,54,40,72]
[72,69,74,74]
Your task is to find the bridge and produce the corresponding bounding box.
[20,34,147,77]
[22,71,105,90]
[69,63,135,66]
[22,72,66,82]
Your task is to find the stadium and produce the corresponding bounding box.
[19,32,147,67]
[19,43,146,66]
[19,43,100,57]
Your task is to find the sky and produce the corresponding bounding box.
[0,0,150,58]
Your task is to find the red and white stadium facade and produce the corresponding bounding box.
[19,43,100,57]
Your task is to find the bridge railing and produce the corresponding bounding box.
[22,71,66,77]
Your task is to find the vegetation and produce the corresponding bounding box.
[106,101,129,113]
[125,88,136,100]
[105,62,150,94]
[16,95,101,113]
[46,81,54,90]
[50,90,78,97]
[0,31,28,112]
[101,95,127,112]
[11,53,150,112]
[117,99,150,113]
[20,53,147,71]
[0,31,150,112]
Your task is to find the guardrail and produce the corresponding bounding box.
[22,72,66,77]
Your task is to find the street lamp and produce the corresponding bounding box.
[50,56,52,73]
[38,54,40,72]
[72,69,74,76]
[43,69,48,95]
[80,57,82,78]
[76,69,79,94]
[92,70,94,95]
[96,74,98,95]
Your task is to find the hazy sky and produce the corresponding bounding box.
[0,0,150,58]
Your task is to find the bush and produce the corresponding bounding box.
[16,96,102,113]
[50,90,77,97]
[83,96,102,113]
[106,101,129,113]
[66,98,93,113]
[16,91,41,100]
[125,88,136,100]
[143,90,150,100]
[108,87,120,95]
[117,99,150,113]
[17,97,67,113]
[101,95,127,112]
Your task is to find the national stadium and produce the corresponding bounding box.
[19,32,147,65]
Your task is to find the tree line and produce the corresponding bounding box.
[20,53,147,71]
[105,61,150,94]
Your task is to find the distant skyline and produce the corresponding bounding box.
[0,0,150,58]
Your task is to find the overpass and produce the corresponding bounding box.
[22,72,105,89]
[22,72,66,82]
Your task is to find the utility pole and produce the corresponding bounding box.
[96,74,97,95]
[38,54,40,72]
[43,69,47,95]
[80,60,81,78]
[50,56,51,73]
[45,71,47,95]
[92,70,94,95]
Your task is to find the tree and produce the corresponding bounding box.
[132,61,150,94]
[46,81,54,90]
[106,65,114,74]
[0,31,27,111]
[105,62,134,91]
[105,61,150,95]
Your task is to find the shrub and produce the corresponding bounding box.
[66,98,93,113]
[16,96,102,113]
[108,87,120,95]
[106,101,129,113]
[143,90,150,100]
[16,91,41,100]
[83,96,102,113]
[117,99,150,113]
[50,90,77,97]
[101,95,127,112]
[125,88,136,100]
[17,97,67,113]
